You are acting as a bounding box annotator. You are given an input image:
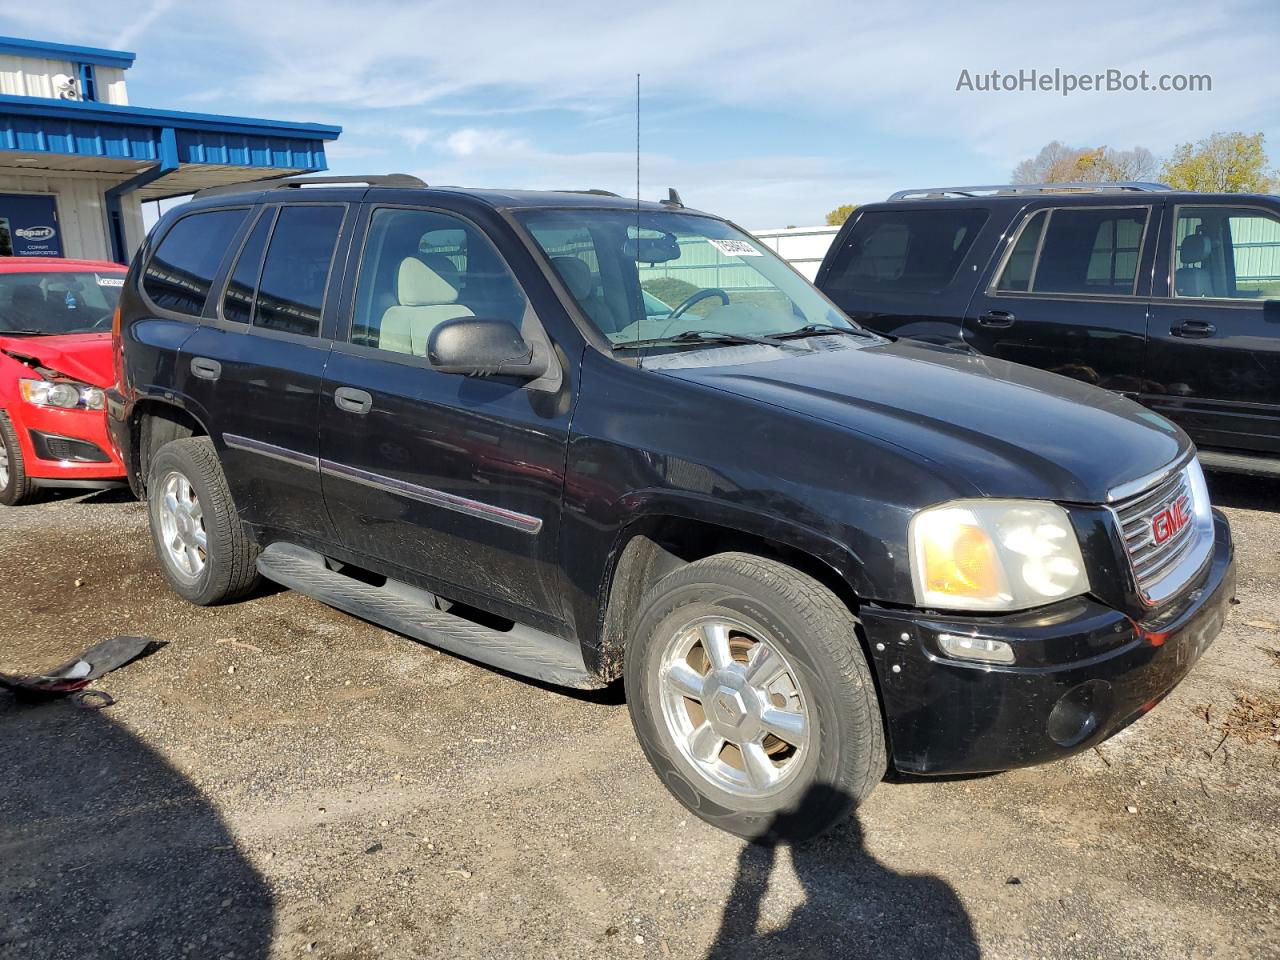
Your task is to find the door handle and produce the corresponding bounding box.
[334,386,373,415]
[190,357,221,381]
[977,310,1015,329]
[1171,319,1217,339]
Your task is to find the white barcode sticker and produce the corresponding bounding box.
[97,276,125,287]
[707,238,762,257]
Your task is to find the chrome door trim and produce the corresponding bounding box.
[223,433,320,471]
[318,458,543,535]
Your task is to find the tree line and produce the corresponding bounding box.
[824,131,1276,226]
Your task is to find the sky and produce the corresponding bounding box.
[3,0,1278,227]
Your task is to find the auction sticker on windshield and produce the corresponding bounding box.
[708,238,763,257]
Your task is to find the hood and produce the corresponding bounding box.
[665,339,1188,504]
[0,333,115,387]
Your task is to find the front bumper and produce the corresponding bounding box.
[8,402,125,485]
[861,509,1235,775]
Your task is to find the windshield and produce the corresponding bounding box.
[519,210,854,345]
[0,270,124,335]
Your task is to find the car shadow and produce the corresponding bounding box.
[0,696,273,959]
[705,784,981,960]
[1203,470,1277,512]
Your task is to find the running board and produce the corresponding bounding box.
[1198,448,1280,479]
[256,543,603,690]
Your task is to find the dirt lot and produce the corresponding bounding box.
[1,473,1278,960]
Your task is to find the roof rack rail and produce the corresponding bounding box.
[887,181,1172,201]
[556,188,622,197]
[193,173,427,200]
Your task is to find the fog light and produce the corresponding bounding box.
[937,633,1015,664]
[1047,679,1113,747]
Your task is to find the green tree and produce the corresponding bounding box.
[1161,132,1275,193]
[824,204,857,226]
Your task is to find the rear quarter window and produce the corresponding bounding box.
[143,209,247,316]
[824,208,988,296]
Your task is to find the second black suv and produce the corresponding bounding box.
[815,182,1280,475]
[110,175,1233,842]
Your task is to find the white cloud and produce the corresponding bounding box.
[134,0,1278,162]
[5,0,1277,222]
[111,0,176,49]
[415,125,891,227]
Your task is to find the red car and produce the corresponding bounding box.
[0,257,128,506]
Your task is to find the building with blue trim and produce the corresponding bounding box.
[0,36,341,262]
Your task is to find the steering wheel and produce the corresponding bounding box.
[88,311,115,331]
[667,288,730,321]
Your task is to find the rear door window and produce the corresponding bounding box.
[1173,206,1280,300]
[220,209,273,325]
[824,209,988,295]
[251,205,345,337]
[143,209,247,316]
[998,207,1148,297]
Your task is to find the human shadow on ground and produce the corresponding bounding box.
[705,784,981,960]
[0,696,273,960]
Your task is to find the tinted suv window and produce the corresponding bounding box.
[220,210,272,325]
[1174,206,1280,299]
[253,205,345,337]
[1022,207,1147,296]
[824,209,988,295]
[143,209,246,316]
[351,208,526,356]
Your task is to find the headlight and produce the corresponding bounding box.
[18,378,106,411]
[909,499,1090,611]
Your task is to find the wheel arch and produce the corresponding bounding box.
[129,398,209,497]
[587,497,871,682]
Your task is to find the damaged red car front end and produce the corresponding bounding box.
[0,258,128,505]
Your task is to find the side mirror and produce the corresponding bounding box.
[427,317,548,380]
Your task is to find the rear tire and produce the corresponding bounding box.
[147,437,260,605]
[0,411,36,506]
[624,552,885,844]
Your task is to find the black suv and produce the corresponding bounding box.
[110,174,1234,842]
[815,182,1280,476]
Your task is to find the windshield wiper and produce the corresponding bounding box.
[0,328,44,336]
[765,322,879,341]
[613,330,805,351]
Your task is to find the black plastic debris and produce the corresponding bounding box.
[0,636,163,704]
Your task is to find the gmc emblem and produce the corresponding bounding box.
[1152,496,1191,545]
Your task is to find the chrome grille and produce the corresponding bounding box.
[1112,464,1201,603]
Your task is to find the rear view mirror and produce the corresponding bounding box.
[427,317,548,380]
[623,232,681,264]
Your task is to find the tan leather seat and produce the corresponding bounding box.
[378,257,474,356]
[551,255,619,332]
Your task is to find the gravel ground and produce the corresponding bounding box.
[1,473,1278,960]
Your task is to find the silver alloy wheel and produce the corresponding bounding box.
[0,433,9,489]
[658,615,811,798]
[156,470,207,580]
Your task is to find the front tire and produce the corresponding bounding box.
[0,411,36,506]
[625,553,885,843]
[147,437,260,605]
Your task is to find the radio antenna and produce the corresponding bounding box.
[634,72,642,364]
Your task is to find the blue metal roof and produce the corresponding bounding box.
[0,94,339,170]
[0,36,136,70]
[0,94,341,141]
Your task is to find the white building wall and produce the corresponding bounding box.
[0,55,129,104]
[751,226,840,280]
[0,171,144,261]
[95,66,129,105]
